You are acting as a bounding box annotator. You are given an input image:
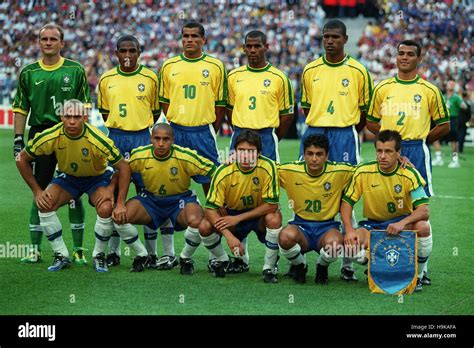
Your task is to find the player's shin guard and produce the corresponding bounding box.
[241,238,249,265]
[318,247,338,266]
[113,223,147,257]
[201,233,229,262]
[180,227,201,259]
[423,223,432,274]
[108,231,121,256]
[143,226,157,255]
[279,243,306,265]
[68,197,85,249]
[348,249,368,265]
[93,216,113,257]
[160,219,175,256]
[29,202,43,250]
[417,235,432,278]
[264,227,281,271]
[39,212,69,257]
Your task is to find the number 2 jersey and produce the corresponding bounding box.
[25,123,122,176]
[12,57,91,126]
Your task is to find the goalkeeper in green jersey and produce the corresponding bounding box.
[12,24,91,265]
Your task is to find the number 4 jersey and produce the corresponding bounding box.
[12,57,91,126]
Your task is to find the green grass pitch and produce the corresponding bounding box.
[0,128,473,315]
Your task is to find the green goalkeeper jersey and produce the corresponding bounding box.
[12,57,91,126]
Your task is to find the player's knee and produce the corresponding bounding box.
[324,233,344,249]
[186,213,202,229]
[265,211,282,229]
[198,218,213,237]
[278,227,296,249]
[96,201,113,219]
[415,221,431,237]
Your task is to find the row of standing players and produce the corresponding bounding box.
[12,19,449,287]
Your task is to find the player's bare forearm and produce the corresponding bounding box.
[355,110,367,133]
[205,207,228,231]
[14,112,27,135]
[366,120,380,135]
[237,203,278,223]
[113,159,131,206]
[426,123,450,144]
[340,201,355,233]
[161,102,169,116]
[276,114,293,140]
[226,108,233,129]
[16,151,42,195]
[213,106,226,132]
[400,204,430,227]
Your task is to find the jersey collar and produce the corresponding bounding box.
[304,161,327,177]
[39,57,65,71]
[180,53,206,63]
[322,54,348,67]
[395,74,420,84]
[377,162,400,176]
[152,145,174,161]
[246,63,271,73]
[117,64,143,76]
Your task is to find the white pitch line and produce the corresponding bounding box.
[433,195,474,200]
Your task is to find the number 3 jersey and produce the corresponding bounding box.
[279,161,354,221]
[12,57,91,126]
[25,123,122,176]
[129,144,216,196]
[342,161,428,221]
[206,156,279,210]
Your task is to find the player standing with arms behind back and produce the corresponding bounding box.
[12,24,91,266]
[158,21,227,268]
[98,35,161,269]
[300,19,373,281]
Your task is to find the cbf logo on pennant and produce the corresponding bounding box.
[368,230,418,295]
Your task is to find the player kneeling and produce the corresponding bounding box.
[16,99,135,272]
[199,130,282,283]
[278,135,354,284]
[114,123,216,274]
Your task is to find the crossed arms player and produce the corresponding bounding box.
[340,130,432,292]
[15,100,144,272]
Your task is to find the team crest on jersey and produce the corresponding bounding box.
[394,184,402,193]
[385,245,401,267]
[342,79,349,87]
[202,69,209,78]
[323,182,331,191]
[138,83,145,92]
[263,79,271,87]
[414,94,422,103]
[63,75,71,84]
[170,167,178,176]
[82,148,89,156]
[252,177,260,185]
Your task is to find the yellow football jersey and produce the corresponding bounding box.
[98,65,160,131]
[159,54,227,126]
[206,156,279,210]
[301,55,373,127]
[367,75,449,140]
[227,63,294,129]
[279,161,355,221]
[342,161,429,221]
[25,123,122,177]
[129,144,216,196]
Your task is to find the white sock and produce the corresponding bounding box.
[160,227,175,257]
[241,238,249,264]
[201,233,229,262]
[113,223,147,257]
[452,152,459,162]
[108,230,121,256]
[180,227,201,259]
[143,225,157,256]
[435,151,442,159]
[417,235,432,278]
[263,227,281,270]
[279,243,306,265]
[39,212,69,257]
[318,247,338,266]
[93,216,113,257]
[340,212,356,269]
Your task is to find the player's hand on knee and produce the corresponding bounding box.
[215,215,239,231]
[35,190,53,211]
[94,189,114,209]
[112,203,128,225]
[13,135,25,159]
[387,222,404,235]
[344,230,359,246]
